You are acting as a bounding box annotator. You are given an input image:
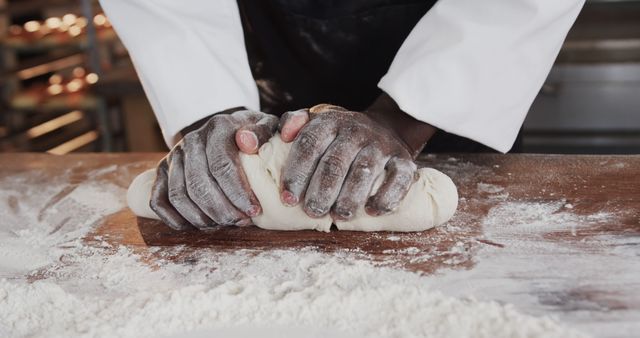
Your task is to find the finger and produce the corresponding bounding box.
[365,157,417,216]
[206,124,262,217]
[280,119,337,206]
[303,136,363,218]
[235,114,279,154]
[279,109,310,142]
[149,159,194,230]
[182,132,251,226]
[332,146,386,221]
[167,147,214,229]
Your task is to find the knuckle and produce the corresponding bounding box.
[185,178,208,201]
[167,186,185,204]
[351,159,374,179]
[296,131,320,154]
[403,161,418,172]
[182,132,205,151]
[262,113,279,125]
[395,171,414,186]
[209,157,235,178]
[182,132,198,145]
[395,165,417,188]
[390,158,416,171]
[211,113,230,122]
[320,155,346,179]
[343,123,363,136]
[230,109,254,119]
[210,114,233,129]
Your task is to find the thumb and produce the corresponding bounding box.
[235,114,278,154]
[279,109,310,142]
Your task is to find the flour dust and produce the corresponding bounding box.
[0,165,589,338]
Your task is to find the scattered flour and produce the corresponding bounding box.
[0,168,589,338]
[382,247,421,255]
[477,183,504,194]
[428,201,639,338]
[0,247,586,338]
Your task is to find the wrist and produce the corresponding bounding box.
[366,93,436,158]
[180,106,247,137]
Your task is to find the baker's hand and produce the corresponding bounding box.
[278,96,435,221]
[150,109,278,230]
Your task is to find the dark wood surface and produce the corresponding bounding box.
[1,153,638,336]
[2,153,638,270]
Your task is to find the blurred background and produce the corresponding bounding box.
[0,0,639,154]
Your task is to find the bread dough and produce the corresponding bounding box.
[127,134,458,232]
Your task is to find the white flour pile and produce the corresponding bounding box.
[0,167,587,338]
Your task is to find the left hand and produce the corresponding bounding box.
[278,96,435,221]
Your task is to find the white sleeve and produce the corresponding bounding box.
[99,0,259,147]
[378,0,585,153]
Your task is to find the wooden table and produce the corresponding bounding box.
[1,153,638,337]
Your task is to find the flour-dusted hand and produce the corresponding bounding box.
[279,104,421,221]
[150,109,278,230]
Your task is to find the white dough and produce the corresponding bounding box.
[126,169,159,220]
[127,134,458,232]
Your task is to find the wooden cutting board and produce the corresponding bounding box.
[62,152,636,274]
[2,153,637,272]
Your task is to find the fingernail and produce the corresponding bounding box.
[291,113,308,127]
[281,126,292,141]
[364,202,380,216]
[281,190,298,206]
[236,218,253,227]
[247,205,261,217]
[282,113,308,141]
[333,207,353,221]
[282,125,297,141]
[365,203,392,217]
[239,130,258,152]
[305,200,327,218]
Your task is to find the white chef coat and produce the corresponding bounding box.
[99,0,584,153]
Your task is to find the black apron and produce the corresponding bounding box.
[237,0,519,153]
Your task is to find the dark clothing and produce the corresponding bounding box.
[237,0,520,153]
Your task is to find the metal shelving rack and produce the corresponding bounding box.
[0,0,122,153]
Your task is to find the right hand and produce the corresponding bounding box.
[150,109,279,230]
